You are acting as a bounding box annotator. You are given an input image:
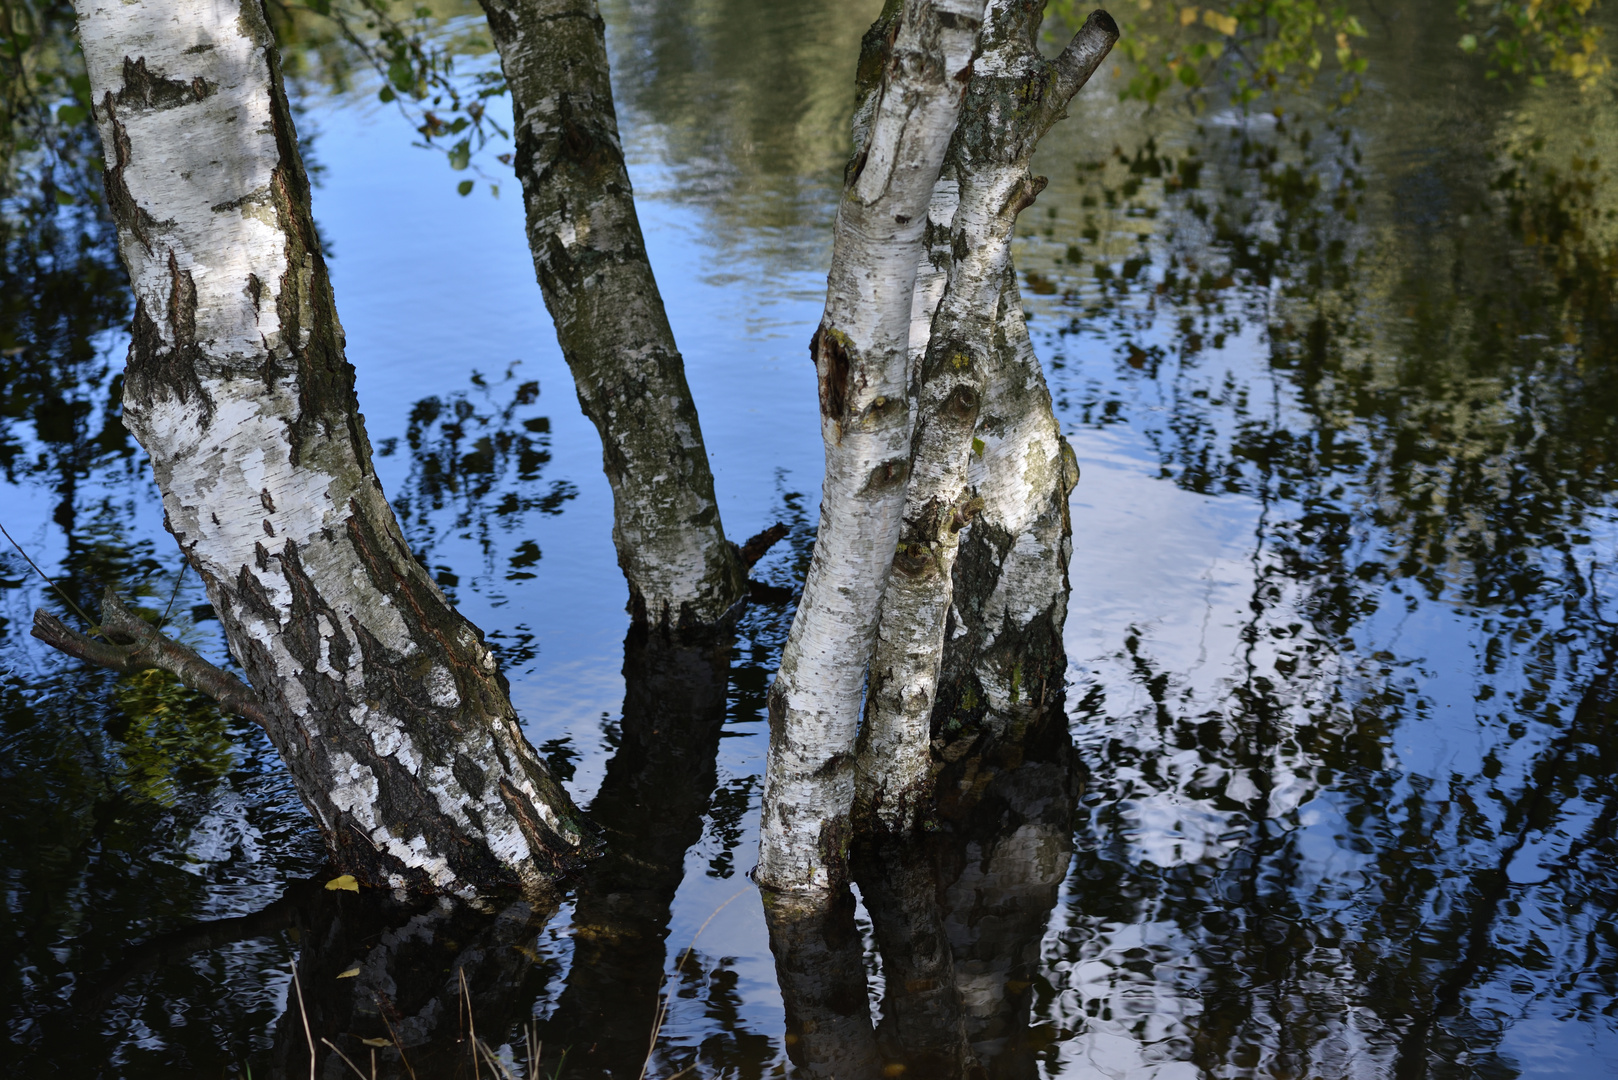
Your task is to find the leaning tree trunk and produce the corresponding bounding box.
[858,3,1114,829]
[478,0,746,632]
[757,0,989,895]
[51,0,585,895]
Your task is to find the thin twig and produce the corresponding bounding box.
[376,997,418,1080]
[290,961,316,1080]
[0,519,99,630]
[640,886,753,1080]
[321,1037,372,1080]
[459,967,481,1080]
[156,558,188,631]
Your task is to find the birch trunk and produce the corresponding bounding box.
[757,0,988,895]
[858,4,1115,829]
[478,0,745,631]
[67,0,584,895]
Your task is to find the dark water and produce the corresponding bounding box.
[4,0,1618,1076]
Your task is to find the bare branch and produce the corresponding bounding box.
[1039,9,1121,136]
[32,588,272,730]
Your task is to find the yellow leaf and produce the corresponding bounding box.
[1180,5,1199,27]
[325,874,360,892]
[337,967,361,979]
[361,1038,393,1048]
[1204,10,1238,35]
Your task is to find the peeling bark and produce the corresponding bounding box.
[478,0,745,631]
[859,3,1116,830]
[67,0,585,895]
[758,0,989,895]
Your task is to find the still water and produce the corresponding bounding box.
[4,0,1618,1076]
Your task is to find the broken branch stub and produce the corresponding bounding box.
[32,588,273,729]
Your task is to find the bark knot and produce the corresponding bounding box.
[811,324,855,426]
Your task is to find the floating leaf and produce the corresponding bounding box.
[336,966,361,979]
[361,1038,393,1048]
[325,874,359,892]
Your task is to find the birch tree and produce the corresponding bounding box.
[857,3,1115,832]
[477,0,747,631]
[39,0,586,895]
[759,0,1116,894]
[756,0,990,896]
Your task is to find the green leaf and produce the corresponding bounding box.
[448,140,470,171]
[388,58,414,93]
[457,179,474,196]
[54,190,75,206]
[56,104,87,126]
[1459,33,1479,53]
[378,85,396,104]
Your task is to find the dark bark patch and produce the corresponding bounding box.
[498,778,570,871]
[860,457,911,495]
[812,325,853,423]
[125,253,214,426]
[275,539,353,677]
[115,56,214,111]
[454,753,487,799]
[935,10,982,31]
[98,96,161,251]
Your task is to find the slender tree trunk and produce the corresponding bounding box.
[858,3,1114,829]
[478,0,746,631]
[758,0,989,895]
[63,0,584,894]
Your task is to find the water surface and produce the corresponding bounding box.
[3,1,1617,1076]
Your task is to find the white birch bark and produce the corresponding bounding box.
[756,0,989,894]
[478,0,746,631]
[70,0,584,895]
[857,4,1117,830]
